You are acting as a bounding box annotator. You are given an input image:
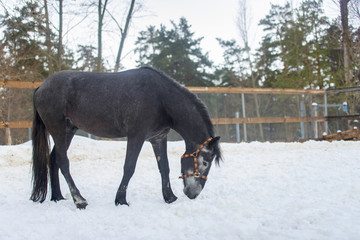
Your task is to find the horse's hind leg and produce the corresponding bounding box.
[51,119,87,209]
[150,136,177,204]
[54,144,87,209]
[50,123,77,202]
[50,149,64,202]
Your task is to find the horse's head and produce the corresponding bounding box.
[180,137,222,199]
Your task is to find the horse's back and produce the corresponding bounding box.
[34,68,173,138]
[35,69,154,106]
[38,68,168,93]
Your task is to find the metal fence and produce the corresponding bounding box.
[191,88,359,142]
[1,80,360,144]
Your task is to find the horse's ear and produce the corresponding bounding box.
[209,136,220,148]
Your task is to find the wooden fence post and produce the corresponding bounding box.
[312,103,319,138]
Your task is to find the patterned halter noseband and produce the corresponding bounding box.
[179,137,213,181]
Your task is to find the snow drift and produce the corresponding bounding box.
[0,137,359,239]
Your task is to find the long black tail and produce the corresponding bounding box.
[30,91,50,203]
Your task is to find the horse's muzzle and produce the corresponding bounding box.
[183,185,202,199]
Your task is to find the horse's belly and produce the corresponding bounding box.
[82,127,126,138]
[69,115,127,138]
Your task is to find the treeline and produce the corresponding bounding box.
[1,1,359,88]
[1,0,360,144]
[0,0,138,80]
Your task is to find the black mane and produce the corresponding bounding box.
[140,66,214,136]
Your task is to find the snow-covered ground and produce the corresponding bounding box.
[0,136,359,240]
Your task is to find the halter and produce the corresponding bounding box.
[179,137,213,181]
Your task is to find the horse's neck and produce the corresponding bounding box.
[179,125,209,152]
[168,101,210,151]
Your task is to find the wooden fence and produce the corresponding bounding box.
[1,80,327,129]
[1,81,42,89]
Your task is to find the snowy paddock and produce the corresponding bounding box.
[0,137,359,240]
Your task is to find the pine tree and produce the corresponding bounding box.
[257,1,333,89]
[135,17,214,86]
[215,38,248,87]
[0,1,52,80]
[76,45,98,71]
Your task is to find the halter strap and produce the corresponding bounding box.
[179,137,213,181]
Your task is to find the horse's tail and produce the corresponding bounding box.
[30,88,50,203]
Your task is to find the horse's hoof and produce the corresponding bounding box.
[51,196,65,202]
[115,199,129,206]
[165,195,177,204]
[76,201,88,209]
[74,197,88,209]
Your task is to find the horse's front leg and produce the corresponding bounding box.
[115,136,145,206]
[151,137,177,204]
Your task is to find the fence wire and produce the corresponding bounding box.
[1,87,359,144]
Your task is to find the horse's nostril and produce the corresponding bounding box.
[183,187,199,199]
[187,193,198,199]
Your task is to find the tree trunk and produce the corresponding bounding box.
[58,0,63,71]
[114,0,136,72]
[340,0,357,119]
[44,0,54,75]
[97,0,102,72]
[340,0,351,85]
[247,49,264,141]
[97,0,108,72]
[237,0,264,140]
[5,93,12,145]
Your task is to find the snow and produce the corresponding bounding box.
[1,136,360,240]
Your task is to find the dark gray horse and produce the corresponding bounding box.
[30,67,222,209]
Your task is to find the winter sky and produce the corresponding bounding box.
[0,0,341,69]
[119,0,340,69]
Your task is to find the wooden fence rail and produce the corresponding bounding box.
[1,116,328,129]
[187,86,325,95]
[2,80,326,94]
[1,121,32,129]
[0,80,351,130]
[1,81,42,89]
[212,116,326,125]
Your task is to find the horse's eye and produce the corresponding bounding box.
[203,161,208,167]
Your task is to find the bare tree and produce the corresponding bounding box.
[58,0,63,71]
[44,0,54,75]
[340,0,352,85]
[97,0,108,72]
[114,0,136,72]
[237,0,264,140]
[349,0,360,24]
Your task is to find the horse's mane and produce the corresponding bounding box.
[141,66,214,136]
[140,66,222,164]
